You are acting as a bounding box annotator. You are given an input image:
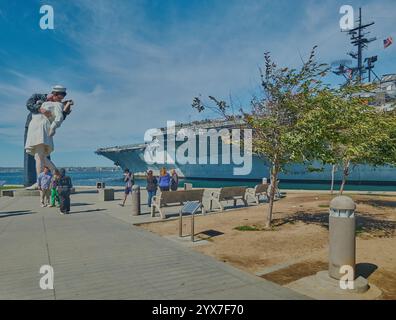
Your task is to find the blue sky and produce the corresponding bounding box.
[0,0,395,167]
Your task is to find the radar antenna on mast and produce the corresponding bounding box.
[337,7,379,83]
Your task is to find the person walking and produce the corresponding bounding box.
[119,169,134,207]
[58,168,73,214]
[37,166,52,207]
[146,170,158,207]
[158,167,171,192]
[170,169,179,191]
[49,169,61,208]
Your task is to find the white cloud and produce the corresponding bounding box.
[0,0,395,160]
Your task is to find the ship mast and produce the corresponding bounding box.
[343,7,378,83]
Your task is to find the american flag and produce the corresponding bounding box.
[346,67,353,79]
[384,36,393,49]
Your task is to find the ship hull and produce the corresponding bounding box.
[97,147,396,185]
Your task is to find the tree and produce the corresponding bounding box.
[297,84,396,194]
[192,47,328,227]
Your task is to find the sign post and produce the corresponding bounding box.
[179,201,202,242]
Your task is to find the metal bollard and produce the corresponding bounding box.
[131,185,141,216]
[191,211,195,242]
[328,196,356,280]
[179,210,183,237]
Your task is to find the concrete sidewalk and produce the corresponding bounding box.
[0,191,307,300]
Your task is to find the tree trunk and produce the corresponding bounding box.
[330,164,336,194]
[339,160,350,195]
[266,165,278,228]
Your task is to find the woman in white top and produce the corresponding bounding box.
[25,90,73,177]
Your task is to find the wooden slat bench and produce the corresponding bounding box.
[151,189,205,219]
[270,180,286,200]
[209,186,248,212]
[245,183,269,204]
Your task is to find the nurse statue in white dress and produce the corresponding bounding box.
[25,85,73,180]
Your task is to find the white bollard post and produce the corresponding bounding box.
[328,196,356,280]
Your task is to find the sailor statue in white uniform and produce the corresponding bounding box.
[24,85,74,189]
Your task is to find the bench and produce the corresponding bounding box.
[245,183,269,204]
[266,180,286,200]
[151,189,205,219]
[209,186,248,212]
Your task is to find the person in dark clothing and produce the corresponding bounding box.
[170,169,179,191]
[146,170,158,207]
[57,168,73,214]
[24,86,72,187]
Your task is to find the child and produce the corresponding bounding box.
[57,168,73,214]
[37,166,52,207]
[49,169,61,208]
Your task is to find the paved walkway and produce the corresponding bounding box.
[0,191,307,299]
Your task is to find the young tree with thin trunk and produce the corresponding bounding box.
[192,47,328,227]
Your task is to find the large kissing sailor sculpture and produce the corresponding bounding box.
[24,85,74,188]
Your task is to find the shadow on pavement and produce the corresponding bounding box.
[356,262,378,278]
[68,208,107,214]
[198,229,224,240]
[273,212,395,237]
[0,210,35,218]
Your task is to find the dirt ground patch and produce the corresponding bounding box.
[261,261,328,285]
[260,260,396,300]
[139,192,396,299]
[368,269,396,300]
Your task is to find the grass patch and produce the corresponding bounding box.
[318,204,329,208]
[0,185,23,190]
[356,226,365,235]
[234,225,260,231]
[261,260,328,285]
[234,225,276,231]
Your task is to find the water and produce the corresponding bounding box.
[0,169,129,187]
[1,169,395,191]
